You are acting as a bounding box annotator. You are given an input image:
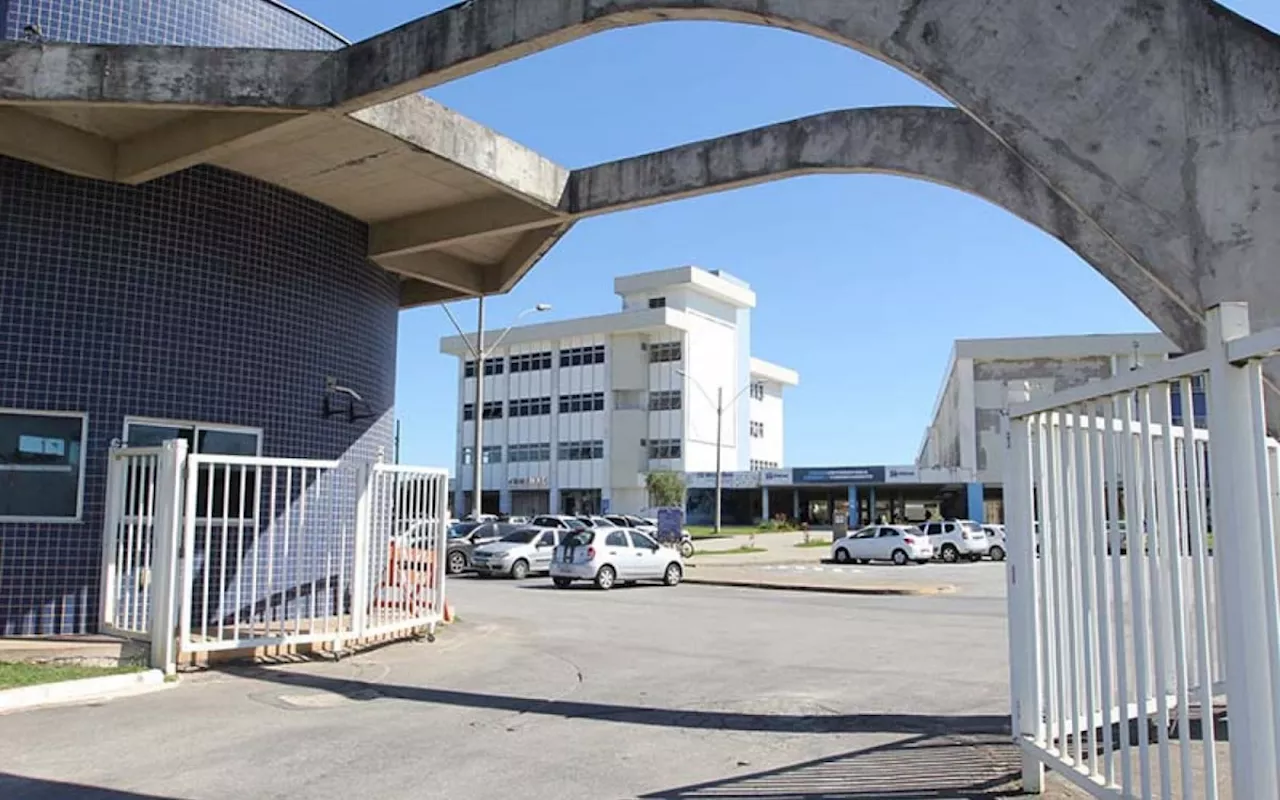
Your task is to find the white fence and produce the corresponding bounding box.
[100,443,449,673]
[1006,303,1280,798]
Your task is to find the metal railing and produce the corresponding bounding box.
[1006,303,1280,798]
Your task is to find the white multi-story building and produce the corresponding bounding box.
[441,267,799,517]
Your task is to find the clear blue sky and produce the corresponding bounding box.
[293,0,1278,471]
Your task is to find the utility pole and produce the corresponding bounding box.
[470,296,487,519]
[714,386,723,534]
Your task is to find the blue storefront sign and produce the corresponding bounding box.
[791,466,886,485]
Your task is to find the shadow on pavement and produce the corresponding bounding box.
[0,774,178,800]
[643,733,1030,799]
[229,665,1009,737]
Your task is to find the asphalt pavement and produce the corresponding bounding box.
[0,572,1085,799]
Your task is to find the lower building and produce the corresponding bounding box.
[918,331,1206,522]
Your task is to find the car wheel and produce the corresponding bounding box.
[509,559,530,580]
[990,545,1006,562]
[552,577,572,589]
[941,545,959,563]
[834,548,852,564]
[892,549,908,566]
[447,551,467,575]
[664,562,683,586]
[679,540,695,559]
[595,565,616,590]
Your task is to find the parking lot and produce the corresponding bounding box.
[0,564,1085,799]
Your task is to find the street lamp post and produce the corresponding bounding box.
[678,370,751,535]
[443,297,551,519]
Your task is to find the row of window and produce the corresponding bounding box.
[750,420,765,438]
[510,397,553,418]
[750,459,779,470]
[463,390,685,420]
[463,440,607,464]
[561,392,605,414]
[750,382,766,401]
[464,345,606,377]
[1,410,261,522]
[648,341,682,363]
[462,400,505,421]
[649,390,682,411]
[647,438,682,459]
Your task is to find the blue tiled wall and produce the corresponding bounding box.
[1,0,345,47]
[0,156,397,634]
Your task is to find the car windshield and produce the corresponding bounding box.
[562,531,594,548]
[606,516,628,527]
[500,529,541,544]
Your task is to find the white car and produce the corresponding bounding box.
[470,527,566,579]
[982,524,1007,561]
[920,519,991,562]
[831,525,934,566]
[550,528,683,590]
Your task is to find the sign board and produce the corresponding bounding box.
[760,468,793,486]
[884,465,919,483]
[791,466,886,485]
[655,507,685,544]
[684,471,760,489]
[508,476,548,488]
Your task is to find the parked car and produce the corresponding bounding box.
[576,515,618,529]
[445,521,526,574]
[920,519,991,562]
[530,514,590,531]
[471,527,569,579]
[831,525,934,565]
[605,514,655,532]
[550,528,683,590]
[982,524,1007,561]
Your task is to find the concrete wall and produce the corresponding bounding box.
[749,380,785,468]
[0,157,397,635]
[682,309,740,473]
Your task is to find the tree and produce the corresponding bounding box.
[645,471,685,509]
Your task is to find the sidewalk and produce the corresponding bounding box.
[683,563,957,596]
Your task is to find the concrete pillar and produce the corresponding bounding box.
[967,483,985,523]
[761,488,770,521]
[453,487,465,518]
[847,485,858,526]
[499,487,512,514]
[550,487,561,515]
[792,489,800,521]
[868,486,877,523]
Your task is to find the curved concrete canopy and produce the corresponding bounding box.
[558,106,1201,348]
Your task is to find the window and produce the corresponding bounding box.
[559,440,604,461]
[463,359,504,378]
[648,297,666,309]
[630,531,658,549]
[462,401,505,421]
[750,421,764,438]
[560,345,606,367]
[649,341,682,363]
[509,397,552,418]
[648,439,682,459]
[462,446,504,465]
[559,392,605,414]
[0,409,87,521]
[508,443,551,463]
[606,531,629,547]
[509,351,553,373]
[878,528,900,538]
[750,459,779,471]
[649,390,682,411]
[124,418,261,520]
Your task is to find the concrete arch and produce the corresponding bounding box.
[561,105,1200,347]
[334,0,1280,349]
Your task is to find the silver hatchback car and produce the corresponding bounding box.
[551,528,683,590]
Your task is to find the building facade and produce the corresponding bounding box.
[441,267,799,517]
[917,332,1207,521]
[0,1,387,636]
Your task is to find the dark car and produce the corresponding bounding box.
[446,521,524,574]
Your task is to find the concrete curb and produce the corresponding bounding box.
[0,669,172,714]
[681,576,957,597]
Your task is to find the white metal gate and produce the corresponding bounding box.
[1005,303,1280,798]
[356,463,449,639]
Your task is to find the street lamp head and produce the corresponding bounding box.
[535,303,552,312]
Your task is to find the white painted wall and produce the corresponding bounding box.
[749,380,785,467]
[682,314,739,473]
